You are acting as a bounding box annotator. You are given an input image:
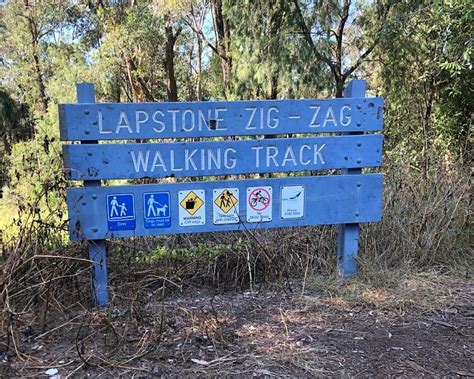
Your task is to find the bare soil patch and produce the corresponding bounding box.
[2,273,473,377]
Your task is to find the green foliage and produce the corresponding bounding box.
[0,1,87,113]
[225,0,325,99]
[0,0,471,245]
[144,238,250,263]
[2,107,67,244]
[0,88,31,156]
[378,0,472,165]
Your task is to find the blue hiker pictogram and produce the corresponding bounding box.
[107,194,136,231]
[143,192,171,229]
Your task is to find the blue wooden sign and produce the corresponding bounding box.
[59,97,383,141]
[67,174,383,240]
[63,135,382,180]
[60,80,384,308]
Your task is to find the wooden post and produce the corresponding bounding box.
[77,83,109,307]
[337,80,366,278]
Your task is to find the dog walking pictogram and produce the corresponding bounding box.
[147,194,157,217]
[146,194,169,218]
[143,192,171,229]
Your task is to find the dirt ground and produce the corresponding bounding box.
[2,273,473,377]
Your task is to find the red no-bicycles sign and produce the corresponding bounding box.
[248,187,271,211]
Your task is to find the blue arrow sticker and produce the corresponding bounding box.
[107,194,136,231]
[143,192,171,229]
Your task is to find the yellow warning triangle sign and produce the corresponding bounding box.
[214,189,238,214]
[180,191,204,215]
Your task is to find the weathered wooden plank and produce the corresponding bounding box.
[76,83,109,307]
[63,134,383,180]
[67,174,383,240]
[338,79,366,278]
[59,97,384,141]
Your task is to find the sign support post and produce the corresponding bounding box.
[337,80,366,278]
[61,81,384,302]
[77,83,109,307]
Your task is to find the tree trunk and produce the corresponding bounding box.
[31,50,48,113]
[212,0,232,98]
[335,77,345,98]
[421,77,435,177]
[196,36,203,100]
[124,54,154,102]
[24,1,48,114]
[164,22,179,102]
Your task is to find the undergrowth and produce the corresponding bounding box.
[0,162,471,364]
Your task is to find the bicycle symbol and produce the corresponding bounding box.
[248,188,271,211]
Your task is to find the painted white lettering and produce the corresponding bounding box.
[214,108,227,130]
[152,110,165,133]
[309,105,321,128]
[200,149,205,170]
[323,106,337,127]
[170,150,183,171]
[282,145,297,166]
[115,111,133,133]
[299,145,311,165]
[135,110,148,133]
[182,109,195,132]
[169,109,179,132]
[98,110,112,134]
[313,144,326,164]
[131,150,150,172]
[266,146,279,167]
[267,107,279,129]
[151,151,167,172]
[340,105,351,127]
[184,149,197,170]
[198,109,210,131]
[224,148,236,169]
[245,107,257,129]
[208,148,221,169]
[251,146,264,168]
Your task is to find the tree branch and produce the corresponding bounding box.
[342,40,377,80]
[291,0,334,69]
[342,1,393,80]
[185,18,226,60]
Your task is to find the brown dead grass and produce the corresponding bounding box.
[304,269,471,314]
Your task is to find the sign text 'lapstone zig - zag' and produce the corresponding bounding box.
[60,80,384,307]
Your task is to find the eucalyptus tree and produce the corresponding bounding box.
[0,89,31,157]
[292,0,395,97]
[0,0,85,115]
[377,0,472,168]
[224,0,328,100]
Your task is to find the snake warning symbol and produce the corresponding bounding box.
[213,188,239,224]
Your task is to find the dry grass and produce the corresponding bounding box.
[361,163,471,270]
[303,269,471,314]
[0,162,471,375]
